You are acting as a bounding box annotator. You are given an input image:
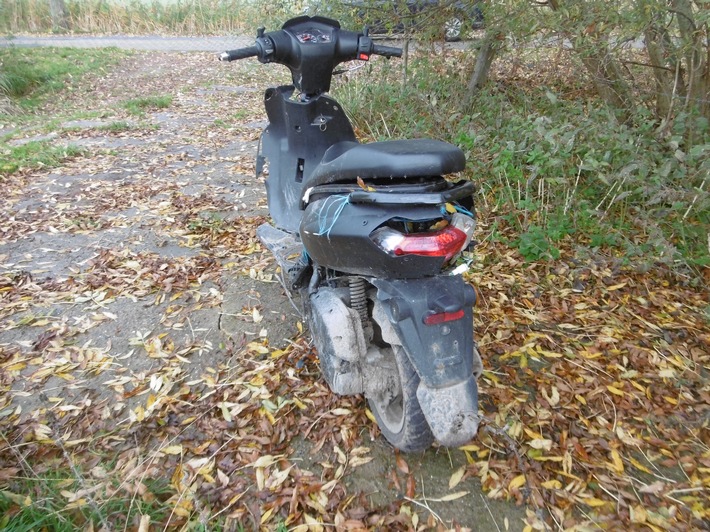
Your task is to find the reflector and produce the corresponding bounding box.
[423,309,465,325]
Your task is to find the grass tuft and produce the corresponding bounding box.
[0,141,84,176]
[123,95,173,116]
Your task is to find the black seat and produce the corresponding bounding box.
[307,139,466,188]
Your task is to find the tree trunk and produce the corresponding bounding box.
[672,0,709,122]
[49,0,70,32]
[466,31,501,101]
[578,47,634,121]
[547,0,634,122]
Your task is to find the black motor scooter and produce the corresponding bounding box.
[220,16,482,452]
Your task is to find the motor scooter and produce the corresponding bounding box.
[220,15,482,451]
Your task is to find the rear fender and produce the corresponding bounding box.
[372,276,483,446]
[371,276,478,388]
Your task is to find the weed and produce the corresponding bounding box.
[98,121,133,132]
[0,46,127,111]
[0,141,84,176]
[123,95,173,116]
[0,468,173,530]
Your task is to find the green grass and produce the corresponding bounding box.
[0,47,129,175]
[97,120,134,132]
[123,95,173,116]
[0,141,84,176]
[0,469,173,530]
[0,46,128,111]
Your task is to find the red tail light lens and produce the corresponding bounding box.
[371,213,475,263]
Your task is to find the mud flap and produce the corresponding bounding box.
[372,277,482,446]
[417,373,480,447]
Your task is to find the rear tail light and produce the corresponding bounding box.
[371,213,475,262]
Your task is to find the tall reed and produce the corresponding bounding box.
[0,0,304,35]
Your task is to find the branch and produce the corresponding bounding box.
[621,59,676,73]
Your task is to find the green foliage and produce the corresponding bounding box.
[0,46,126,109]
[0,469,172,530]
[123,94,173,116]
[98,120,133,132]
[0,141,84,176]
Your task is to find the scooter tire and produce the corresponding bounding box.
[367,345,435,452]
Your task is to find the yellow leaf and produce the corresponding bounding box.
[260,507,274,524]
[523,427,543,440]
[606,282,627,291]
[459,444,480,452]
[541,480,562,489]
[365,408,377,423]
[630,505,648,524]
[449,466,466,489]
[292,397,307,410]
[529,439,553,451]
[610,449,624,474]
[629,457,652,474]
[162,445,183,455]
[220,403,232,423]
[582,497,609,507]
[630,380,646,393]
[171,464,186,491]
[664,396,678,405]
[431,491,469,502]
[508,474,526,491]
[607,385,625,397]
[575,394,587,405]
[252,455,279,468]
[304,513,324,531]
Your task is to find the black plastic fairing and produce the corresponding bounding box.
[259,86,357,232]
[372,276,477,388]
[300,200,449,278]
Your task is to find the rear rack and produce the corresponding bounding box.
[302,180,475,209]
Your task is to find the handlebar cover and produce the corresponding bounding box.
[372,44,403,58]
[219,46,259,61]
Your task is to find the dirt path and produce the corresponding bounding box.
[0,51,527,530]
[0,34,249,52]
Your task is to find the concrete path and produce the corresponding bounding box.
[0,34,251,52]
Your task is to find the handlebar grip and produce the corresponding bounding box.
[372,44,403,58]
[219,46,259,61]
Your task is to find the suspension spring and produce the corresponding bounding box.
[349,277,368,326]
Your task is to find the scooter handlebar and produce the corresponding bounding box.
[371,44,403,58]
[219,46,259,62]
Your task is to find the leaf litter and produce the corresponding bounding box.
[0,50,707,530]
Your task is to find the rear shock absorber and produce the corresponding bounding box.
[349,277,368,327]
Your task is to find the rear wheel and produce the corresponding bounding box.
[367,344,434,452]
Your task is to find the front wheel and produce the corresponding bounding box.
[367,345,434,452]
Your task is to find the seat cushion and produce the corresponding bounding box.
[307,139,466,188]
